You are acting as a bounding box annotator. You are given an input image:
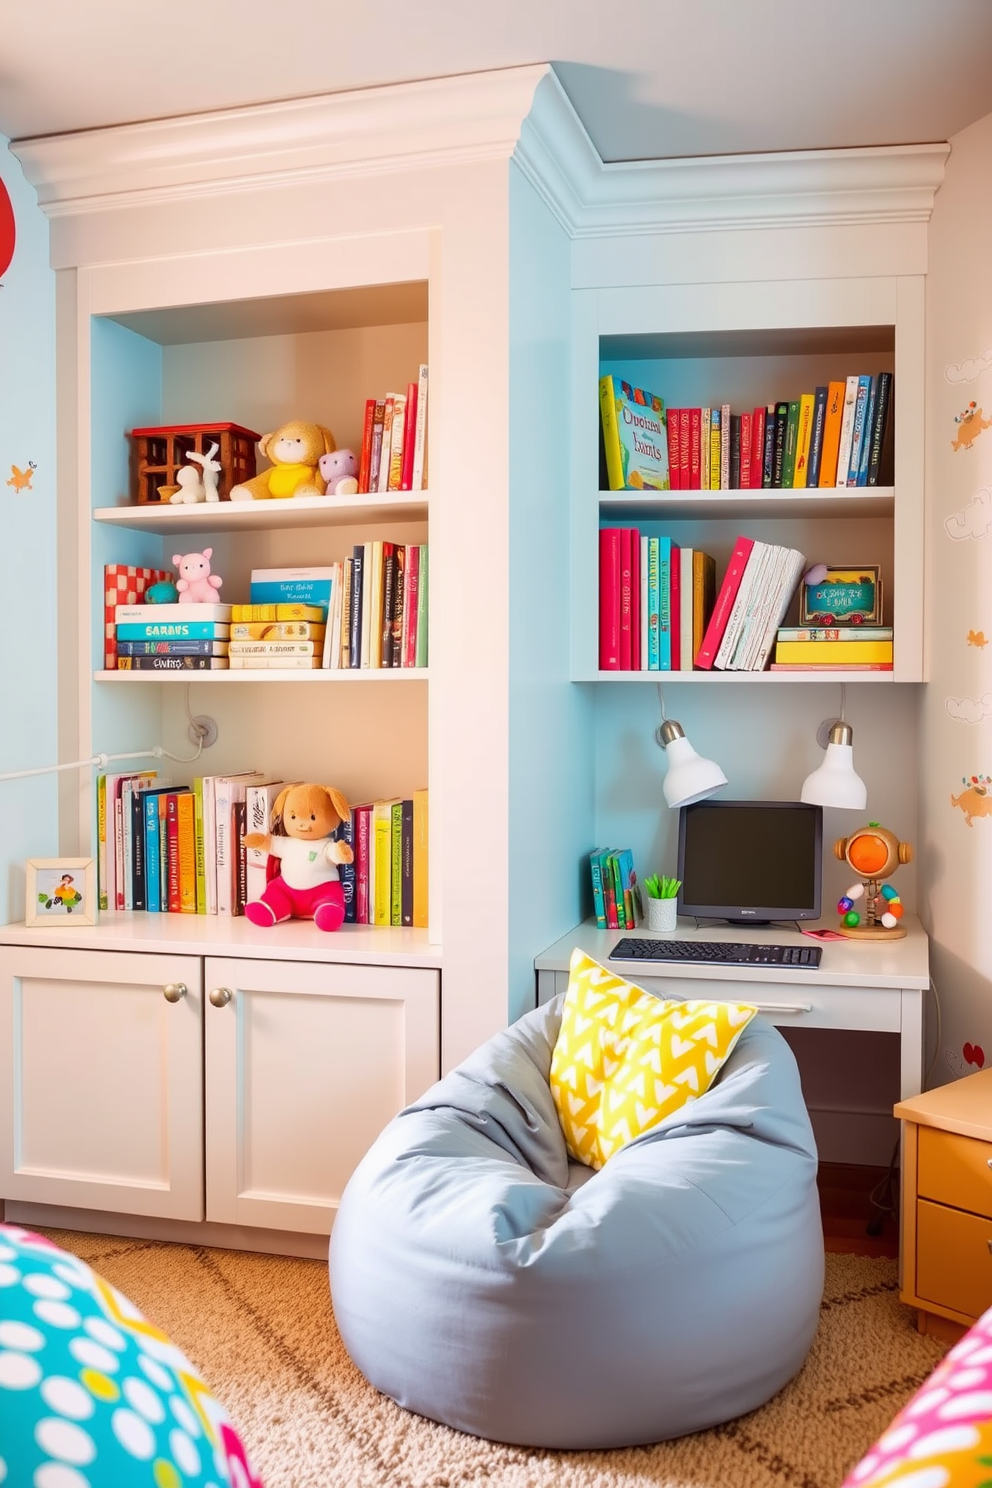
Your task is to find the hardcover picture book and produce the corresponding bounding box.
[599,375,670,492]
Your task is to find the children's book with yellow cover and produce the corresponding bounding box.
[599,376,669,491]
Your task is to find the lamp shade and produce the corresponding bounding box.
[800,721,867,810]
[657,720,728,809]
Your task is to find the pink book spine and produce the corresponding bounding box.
[618,527,633,671]
[629,527,641,671]
[694,536,755,670]
[403,544,420,667]
[599,527,621,670]
[750,406,766,489]
[688,408,702,489]
[400,381,418,491]
[669,543,681,670]
[739,411,752,489]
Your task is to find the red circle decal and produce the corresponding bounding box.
[0,175,15,280]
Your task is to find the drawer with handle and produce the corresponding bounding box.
[918,1126,992,1222]
[916,1198,992,1322]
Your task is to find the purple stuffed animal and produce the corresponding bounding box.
[319,448,359,496]
[173,547,223,603]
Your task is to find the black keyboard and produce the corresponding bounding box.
[609,937,822,969]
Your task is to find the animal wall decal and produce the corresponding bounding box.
[952,402,992,452]
[945,488,992,540]
[6,461,36,492]
[967,629,988,648]
[951,774,992,826]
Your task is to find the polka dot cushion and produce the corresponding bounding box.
[841,1300,992,1486]
[0,1224,263,1488]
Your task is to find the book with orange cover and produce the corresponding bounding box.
[817,381,847,487]
[357,398,376,493]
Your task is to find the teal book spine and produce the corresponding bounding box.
[657,537,676,670]
[589,849,607,929]
[116,622,226,640]
[847,374,874,486]
[647,537,661,670]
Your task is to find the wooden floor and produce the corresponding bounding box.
[819,1161,899,1258]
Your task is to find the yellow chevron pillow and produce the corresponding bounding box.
[550,948,758,1170]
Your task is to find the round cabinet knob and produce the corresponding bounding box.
[209,986,234,1008]
[162,983,187,1003]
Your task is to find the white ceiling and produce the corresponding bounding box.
[4,0,992,163]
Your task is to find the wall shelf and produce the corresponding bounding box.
[598,488,893,523]
[96,669,428,683]
[573,670,897,684]
[93,492,429,535]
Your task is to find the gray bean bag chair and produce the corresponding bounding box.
[329,997,823,1449]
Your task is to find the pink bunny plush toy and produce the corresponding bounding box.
[173,548,223,603]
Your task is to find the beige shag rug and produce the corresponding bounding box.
[37,1230,947,1488]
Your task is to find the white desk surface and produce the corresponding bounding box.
[534,915,930,992]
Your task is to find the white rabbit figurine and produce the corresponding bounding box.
[169,441,222,504]
[169,465,205,504]
[190,441,222,502]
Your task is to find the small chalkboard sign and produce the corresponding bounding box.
[799,565,882,626]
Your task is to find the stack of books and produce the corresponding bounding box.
[347,793,429,927]
[356,364,428,493]
[96,773,429,928]
[230,606,327,670]
[599,527,716,671]
[695,535,807,672]
[115,602,231,669]
[589,847,642,930]
[337,542,429,670]
[772,626,894,672]
[663,372,893,491]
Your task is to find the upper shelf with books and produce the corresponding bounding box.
[93,491,429,535]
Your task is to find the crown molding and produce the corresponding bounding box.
[515,70,950,237]
[12,65,551,218]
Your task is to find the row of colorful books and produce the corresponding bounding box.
[110,553,429,671]
[598,371,893,493]
[589,848,642,930]
[96,770,429,926]
[356,364,428,494]
[771,626,894,672]
[599,529,806,672]
[665,375,893,492]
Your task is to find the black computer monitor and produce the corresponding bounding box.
[676,799,823,925]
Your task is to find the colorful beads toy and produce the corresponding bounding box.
[880,912,897,929]
[843,910,861,927]
[838,897,853,913]
[880,883,898,901]
[845,883,865,901]
[888,900,904,919]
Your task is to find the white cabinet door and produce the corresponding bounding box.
[204,957,439,1234]
[0,946,204,1219]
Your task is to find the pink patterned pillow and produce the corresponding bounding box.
[841,1305,992,1487]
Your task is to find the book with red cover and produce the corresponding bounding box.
[402,544,419,668]
[694,535,756,670]
[619,527,634,670]
[357,398,376,493]
[679,409,691,491]
[400,381,418,491]
[599,527,622,670]
[688,408,702,489]
[667,410,681,490]
[750,406,766,489]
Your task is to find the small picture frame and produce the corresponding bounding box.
[25,858,98,928]
[799,565,883,626]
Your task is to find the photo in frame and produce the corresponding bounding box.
[25,857,98,927]
[799,565,883,626]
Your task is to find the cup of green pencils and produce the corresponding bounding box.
[644,874,681,934]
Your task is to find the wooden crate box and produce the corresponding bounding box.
[130,422,260,504]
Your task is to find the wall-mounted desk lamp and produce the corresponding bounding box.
[655,686,728,809]
[800,686,867,810]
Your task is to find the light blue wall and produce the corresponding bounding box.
[0,141,57,921]
[89,317,165,761]
[508,157,594,1018]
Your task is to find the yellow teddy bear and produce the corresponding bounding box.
[230,420,337,501]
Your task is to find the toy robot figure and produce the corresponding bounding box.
[834,822,913,940]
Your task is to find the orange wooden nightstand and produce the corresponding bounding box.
[896,1068,992,1342]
